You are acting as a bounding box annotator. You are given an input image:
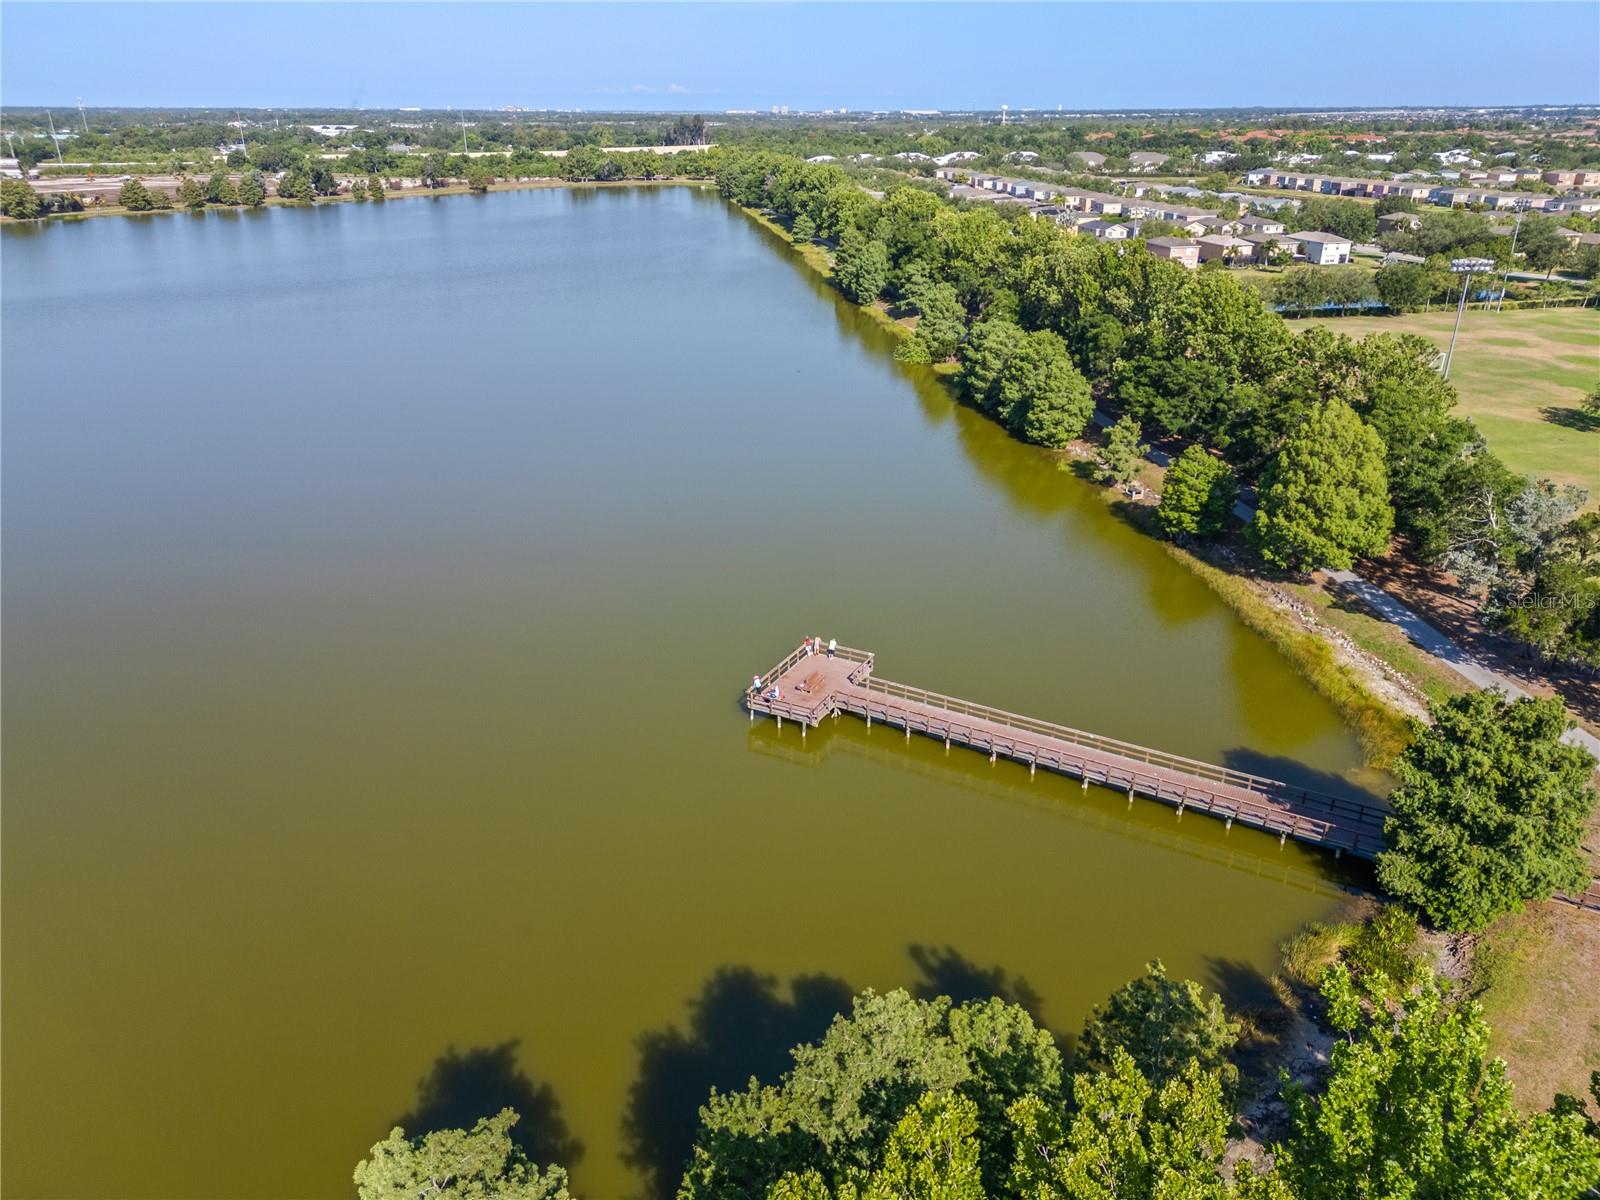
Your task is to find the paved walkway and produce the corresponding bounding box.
[1325,570,1600,757]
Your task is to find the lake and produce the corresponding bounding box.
[2,185,1375,1199]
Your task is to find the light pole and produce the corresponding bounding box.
[1496,206,1525,313]
[1443,256,1496,380]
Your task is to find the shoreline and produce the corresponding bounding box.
[730,199,1421,769]
[0,175,711,225]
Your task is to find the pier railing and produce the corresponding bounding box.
[854,673,1382,819]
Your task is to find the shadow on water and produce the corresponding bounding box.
[1201,956,1281,1013]
[391,1040,584,1168]
[744,717,1364,903]
[908,943,1045,1018]
[620,966,855,1200]
[1218,746,1387,810]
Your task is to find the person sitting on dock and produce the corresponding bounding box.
[766,685,781,701]
[803,637,814,656]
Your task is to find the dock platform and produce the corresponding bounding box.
[746,642,1600,913]
[747,642,1391,859]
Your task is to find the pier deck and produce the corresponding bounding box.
[747,642,1600,913]
[747,642,1389,859]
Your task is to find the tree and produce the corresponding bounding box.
[865,1092,985,1200]
[349,178,368,201]
[1077,960,1240,1096]
[1376,690,1598,932]
[1325,268,1377,316]
[681,989,1062,1200]
[466,162,493,193]
[1375,262,1432,312]
[1292,197,1377,243]
[903,279,965,363]
[275,166,315,202]
[1515,215,1572,278]
[1157,446,1238,539]
[176,176,205,209]
[1007,1051,1234,1200]
[421,152,448,188]
[117,178,154,211]
[1273,266,1329,315]
[999,330,1094,448]
[0,178,43,219]
[1098,416,1148,489]
[309,161,340,196]
[765,1094,984,1200]
[959,317,1026,412]
[353,1109,572,1200]
[238,170,267,207]
[1265,965,1600,1199]
[1251,398,1393,571]
[1374,195,1418,217]
[204,168,238,205]
[367,173,386,201]
[1583,383,1600,420]
[1115,355,1228,440]
[833,228,890,304]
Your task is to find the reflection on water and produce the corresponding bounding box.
[4,186,1370,1199]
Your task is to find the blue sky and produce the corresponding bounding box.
[3,2,1597,111]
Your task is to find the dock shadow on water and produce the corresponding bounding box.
[621,967,855,1200]
[389,1040,584,1168]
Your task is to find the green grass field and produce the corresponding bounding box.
[1303,307,1600,495]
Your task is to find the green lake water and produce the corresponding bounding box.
[2,185,1378,1199]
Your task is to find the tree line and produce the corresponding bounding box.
[354,929,1600,1199]
[713,150,1599,668]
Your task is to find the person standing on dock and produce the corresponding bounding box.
[752,674,762,692]
[827,638,836,658]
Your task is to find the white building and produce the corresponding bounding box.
[1295,231,1353,265]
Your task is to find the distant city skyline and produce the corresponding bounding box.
[3,2,1598,112]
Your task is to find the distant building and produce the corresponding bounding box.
[1080,219,1131,240]
[1195,234,1254,264]
[1241,231,1294,262]
[1145,236,1200,268]
[1377,211,1422,232]
[1127,151,1169,172]
[1544,169,1600,188]
[1235,214,1286,235]
[1295,231,1353,265]
[1069,150,1106,169]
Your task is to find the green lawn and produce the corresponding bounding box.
[1303,307,1600,496]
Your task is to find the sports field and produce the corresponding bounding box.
[1304,307,1599,495]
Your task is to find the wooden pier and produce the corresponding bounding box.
[747,642,1600,913]
[747,642,1390,859]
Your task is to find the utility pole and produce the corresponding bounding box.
[1443,256,1495,380]
[46,110,65,167]
[77,97,88,133]
[461,115,468,155]
[1496,207,1524,313]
